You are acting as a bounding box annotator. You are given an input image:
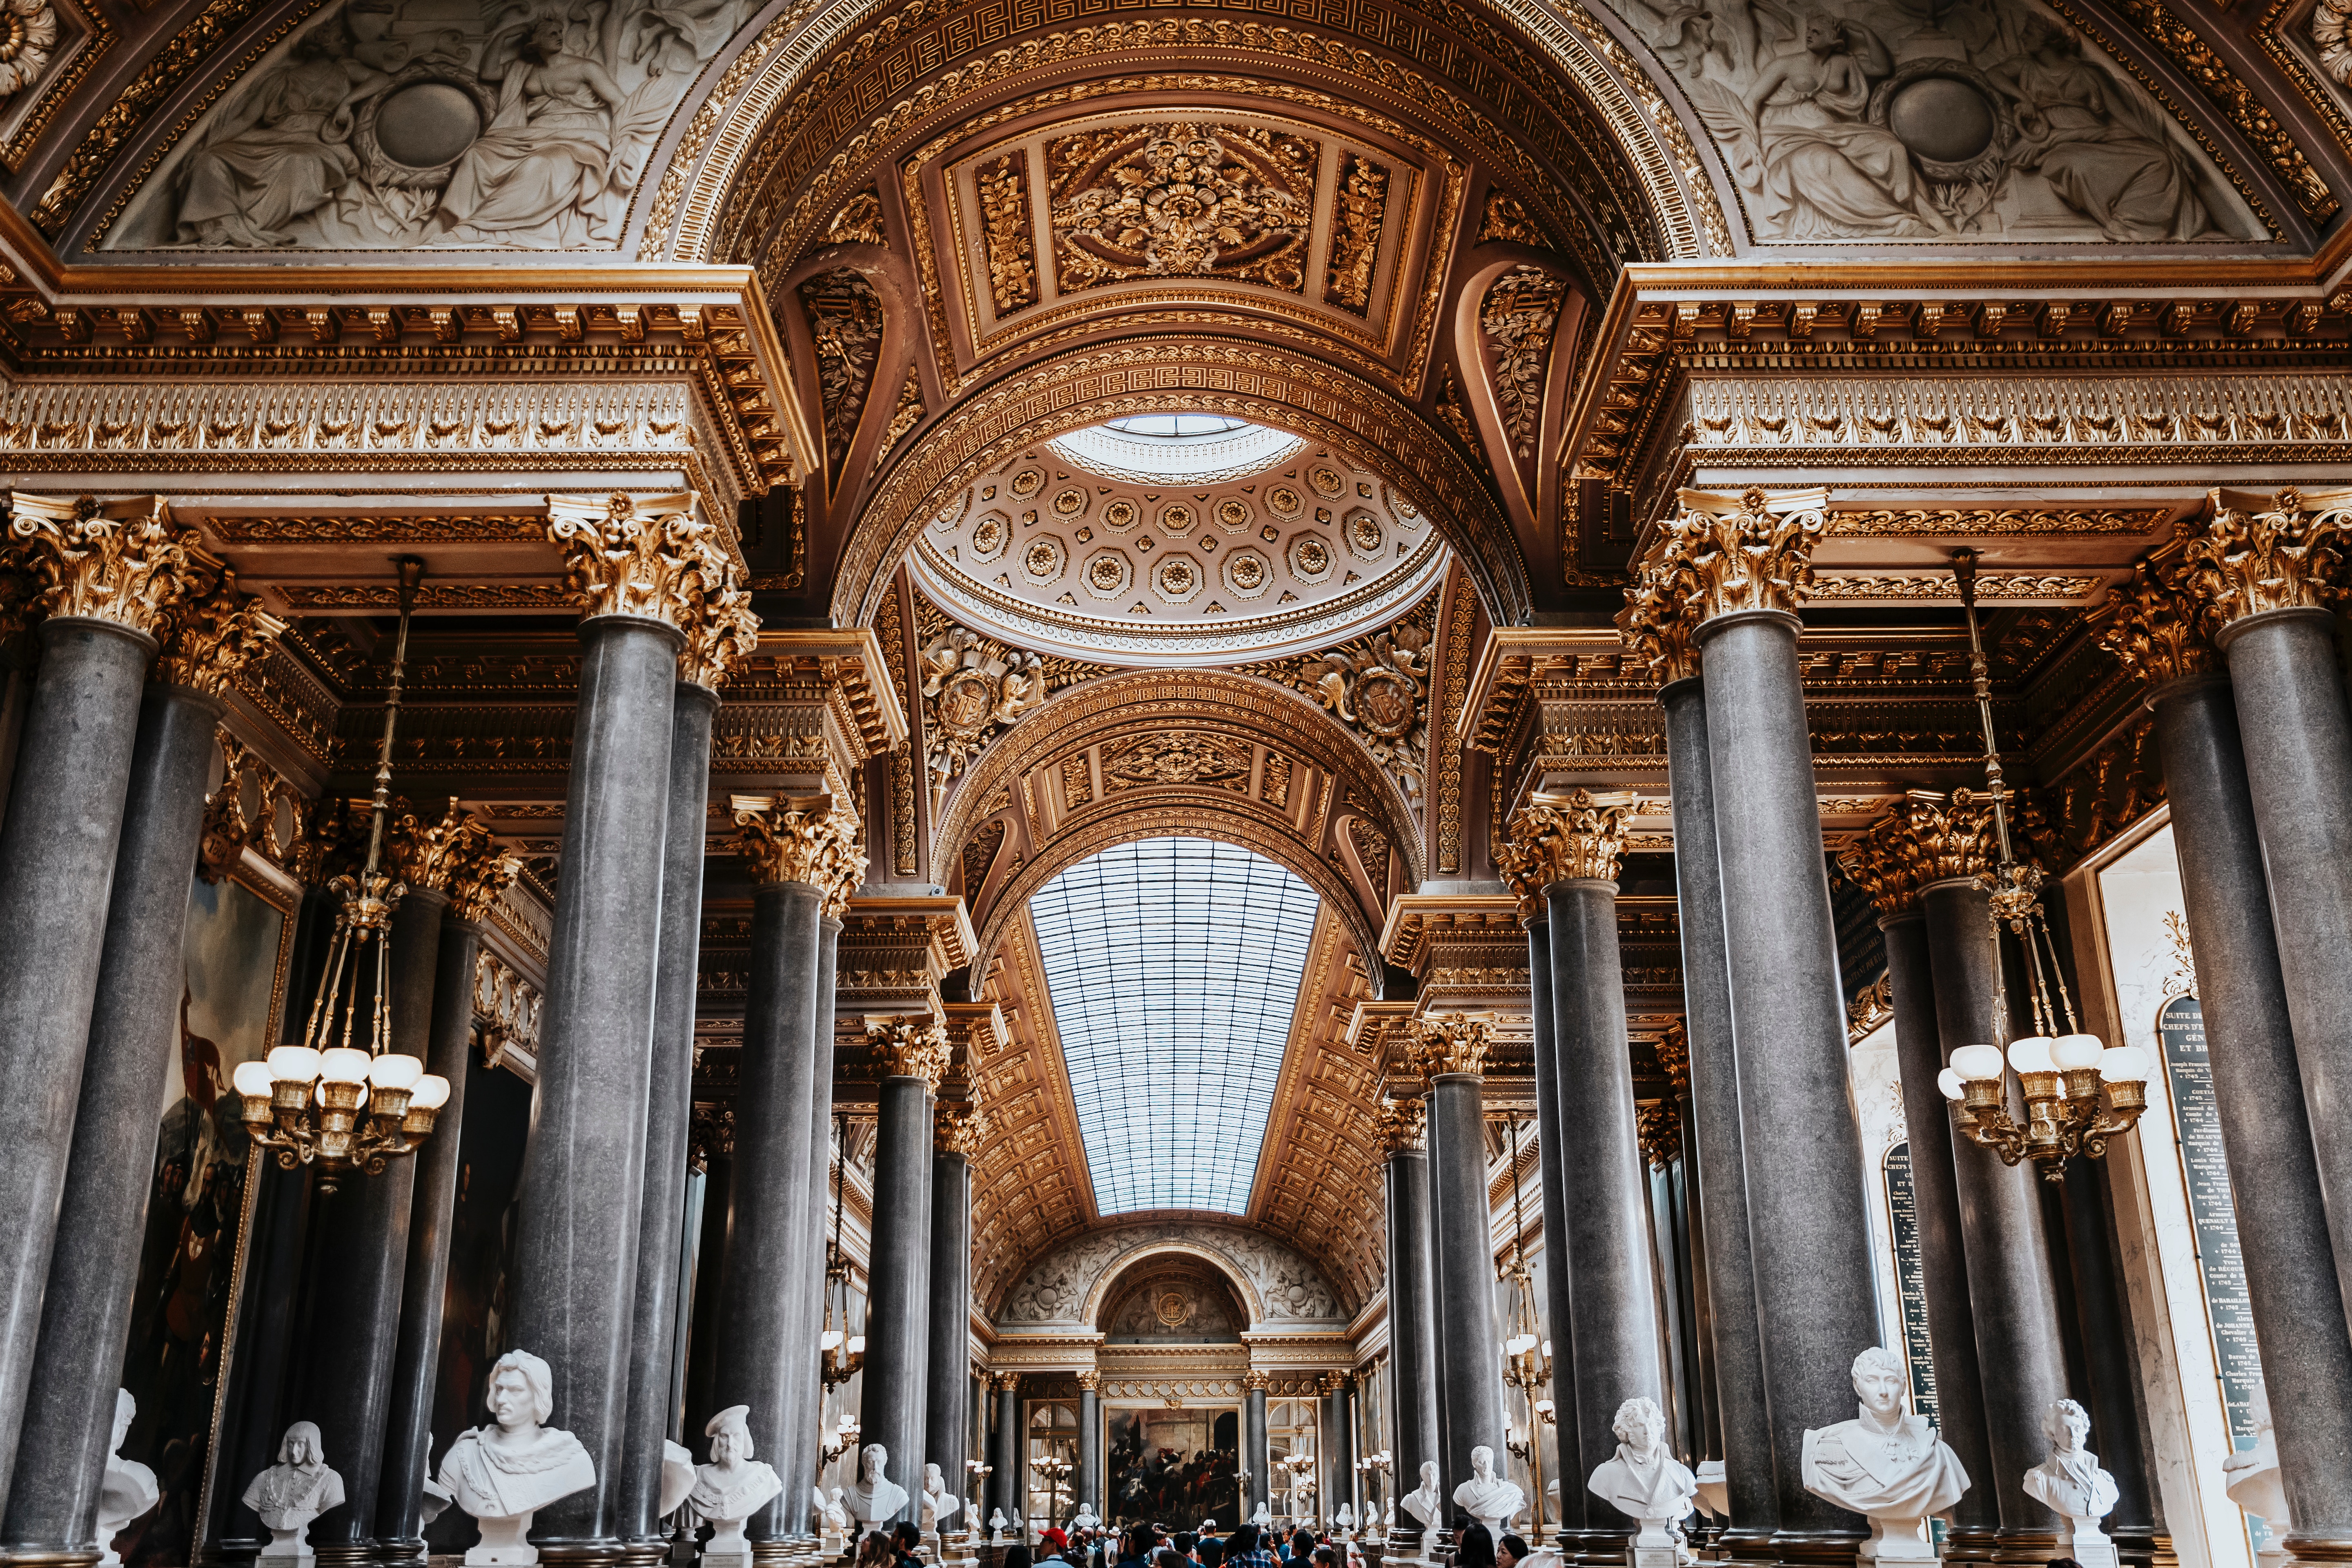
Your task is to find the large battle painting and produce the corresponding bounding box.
[1107,1409,1240,1530]
[116,873,292,1567]
[105,0,754,250]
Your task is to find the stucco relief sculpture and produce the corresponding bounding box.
[438,1350,597,1565]
[2022,1400,2119,1568]
[1619,0,2256,243]
[109,0,750,249]
[846,1443,911,1525]
[686,1407,784,1568]
[96,1391,159,1568]
[1587,1397,1697,1564]
[243,1422,345,1564]
[996,1222,1342,1325]
[1452,1446,1525,1535]
[1801,1348,1968,1561]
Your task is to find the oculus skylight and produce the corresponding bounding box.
[1027,836,1321,1216]
[1047,417,1303,484]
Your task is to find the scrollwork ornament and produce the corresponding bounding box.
[2183,488,2352,625]
[868,1016,949,1089]
[1652,487,1829,625]
[922,625,1052,809]
[1310,620,1430,802]
[546,492,738,631]
[1506,789,1631,889]
[7,493,206,636]
[2098,560,2221,687]
[1374,1094,1426,1154]
[1412,1011,1494,1078]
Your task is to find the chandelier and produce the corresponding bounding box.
[233,558,448,1186]
[1935,550,2151,1178]
[820,1112,866,1388]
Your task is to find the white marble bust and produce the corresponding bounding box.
[438,1350,597,1566]
[1453,1446,1525,1535]
[1334,1502,1355,1535]
[2023,1400,2120,1568]
[1249,1503,1272,1528]
[1801,1348,1968,1562]
[688,1405,785,1566]
[922,1462,962,1531]
[243,1421,345,1564]
[1398,1461,1440,1529]
[817,1487,851,1541]
[988,1507,1008,1543]
[96,1390,159,1568]
[1588,1396,1697,1559]
[1071,1503,1101,1532]
[847,1445,911,1526]
[659,1441,696,1522]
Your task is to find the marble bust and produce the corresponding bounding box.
[1802,1348,1969,1562]
[2023,1400,2120,1568]
[988,1507,1007,1544]
[438,1349,597,1566]
[1334,1502,1355,1535]
[1453,1446,1526,1535]
[846,1446,910,1526]
[1588,1396,1697,1562]
[1249,1503,1272,1528]
[922,1462,962,1531]
[1399,1461,1441,1529]
[2222,1388,2289,1536]
[243,1421,345,1564]
[687,1406,785,1568]
[96,1390,158,1568]
[1072,1503,1101,1532]
[816,1487,851,1544]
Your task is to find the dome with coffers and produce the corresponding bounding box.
[909,428,1446,666]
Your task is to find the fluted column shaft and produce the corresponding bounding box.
[859,1074,938,1525]
[1523,917,1581,1543]
[618,684,718,1552]
[0,680,219,1562]
[1656,678,1777,1552]
[378,913,490,1557]
[1693,608,1879,1554]
[0,617,156,1504]
[925,1148,973,1515]
[1544,877,1663,1550]
[509,613,680,1554]
[1873,910,1998,1545]
[1427,1071,1503,1495]
[1243,1385,1269,1526]
[2149,671,2352,1546]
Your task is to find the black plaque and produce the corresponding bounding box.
[2158,994,2262,1447]
[1882,1142,1939,1425]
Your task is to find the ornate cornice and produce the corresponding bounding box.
[868,1016,950,1089]
[1374,1095,1426,1154]
[6,492,203,636]
[546,492,741,632]
[2184,487,2352,624]
[2100,559,2223,687]
[1412,1011,1494,1078]
[733,793,864,895]
[1835,790,2004,919]
[935,1103,987,1157]
[152,563,286,696]
[1501,789,1630,892]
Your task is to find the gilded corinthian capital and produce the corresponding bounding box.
[1650,486,1829,624]
[2100,559,2222,686]
[868,1016,950,1088]
[546,494,756,664]
[679,571,761,690]
[1835,789,2005,918]
[153,565,288,697]
[1504,789,1632,892]
[391,799,521,920]
[1374,1095,1426,1154]
[1617,557,1699,684]
[733,792,864,898]
[2183,487,2352,624]
[1412,1011,1494,1078]
[7,493,207,636]
[935,1103,987,1157]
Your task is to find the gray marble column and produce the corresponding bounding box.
[990,1377,1020,1523]
[1320,1376,1353,1528]
[1243,1381,1270,1527]
[1919,877,2066,1548]
[926,1136,974,1513]
[508,611,681,1557]
[2055,1158,2158,1561]
[1381,1142,1439,1542]
[1425,1058,1503,1499]
[791,918,844,1510]
[1873,909,1998,1550]
[1656,677,1777,1555]
[1693,608,1880,1555]
[0,679,218,1561]
[2148,670,2352,1552]
[860,1065,939,1525]
[1544,873,1664,1552]
[1077,1377,1100,1526]
[1422,1088,1454,1506]
[0,615,156,1503]
[715,870,825,1550]
[617,683,717,1559]
[377,910,490,1561]
[1520,915,1581,1545]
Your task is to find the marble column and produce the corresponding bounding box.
[373,809,518,1562]
[860,1023,946,1526]
[1419,1017,1505,1501]
[0,499,195,1504]
[792,916,846,1510]
[1,617,266,1561]
[615,682,720,1560]
[927,1114,979,1518]
[1378,1108,1439,1543]
[2054,1159,2158,1560]
[2111,560,2352,1560]
[1422,1086,1453,1506]
[1243,1376,1270,1527]
[1657,491,1880,1555]
[509,502,730,1558]
[990,1375,1021,1523]
[1077,1374,1101,1526]
[1653,677,1778,1555]
[1513,797,1665,1554]
[1513,911,1581,1544]
[1321,1374,1355,1527]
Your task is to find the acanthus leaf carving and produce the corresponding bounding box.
[1479,265,1565,461]
[6,493,206,635]
[2184,486,2352,624]
[546,492,743,633]
[2098,557,2222,687]
[1046,122,1317,293]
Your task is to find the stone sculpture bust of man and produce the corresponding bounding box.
[2022,1399,2120,1568]
[243,1421,345,1564]
[437,1349,597,1566]
[97,1390,159,1568]
[922,1462,962,1529]
[1399,1460,1441,1528]
[688,1405,785,1566]
[846,1443,910,1524]
[1452,1446,1525,1534]
[1801,1347,1968,1562]
[1588,1396,1697,1559]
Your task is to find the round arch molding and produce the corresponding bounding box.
[1090,1245,1264,1330]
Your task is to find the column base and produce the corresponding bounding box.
[0,1550,105,1568]
[319,1546,380,1568]
[376,1537,430,1566]
[1762,1530,1864,1568]
[749,1542,795,1568]
[1936,1525,1999,1564]
[616,1539,667,1568]
[2284,1535,2352,1566]
[1985,1530,2059,1567]
[530,1540,634,1566]
[1704,1525,1777,1567]
[1570,1530,1633,1567]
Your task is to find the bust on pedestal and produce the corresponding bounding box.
[1071,1504,1100,1534]
[241,1421,345,1565]
[1452,1447,1524,1537]
[1587,1397,1697,1567]
[1334,1503,1356,1539]
[846,1445,912,1530]
[1801,1348,1969,1563]
[686,1407,785,1568]
[1399,1462,1440,1534]
[817,1487,852,1552]
[922,1463,962,1546]
[437,1350,597,1566]
[987,1509,1007,1546]
[2022,1400,2120,1568]
[96,1390,159,1568]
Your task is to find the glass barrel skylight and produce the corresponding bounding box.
[1027,837,1321,1216]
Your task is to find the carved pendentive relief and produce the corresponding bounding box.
[1435,366,1490,475]
[976,150,1038,315]
[1102,1266,1245,1343]
[1323,151,1390,315]
[1479,265,1565,461]
[915,593,1111,810]
[960,817,1005,894]
[1613,0,2264,243]
[1261,752,1293,809]
[1059,752,1093,811]
[1046,122,1319,292]
[1239,591,1437,805]
[873,369,924,469]
[799,268,882,481]
[1101,731,1253,793]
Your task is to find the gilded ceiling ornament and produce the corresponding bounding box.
[1652,487,1828,624]
[976,150,1039,315]
[921,624,1054,809]
[6,493,205,635]
[867,1016,950,1089]
[1475,188,1545,248]
[1505,789,1631,889]
[1636,1102,1680,1171]
[799,268,884,480]
[935,1103,988,1157]
[1834,790,2006,919]
[390,800,522,923]
[2322,0,2352,84]
[1434,367,1490,476]
[1616,555,1698,686]
[1479,266,1565,461]
[546,493,739,632]
[873,369,925,470]
[1102,731,1252,792]
[151,563,287,696]
[1323,151,1388,316]
[1046,122,1318,293]
[825,189,887,247]
[677,572,761,691]
[1412,1011,1494,1078]
[2183,487,2352,623]
[1374,1094,1426,1154]
[2098,559,2222,687]
[1252,619,1435,804]
[733,793,865,894]
[1655,1020,1689,1100]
